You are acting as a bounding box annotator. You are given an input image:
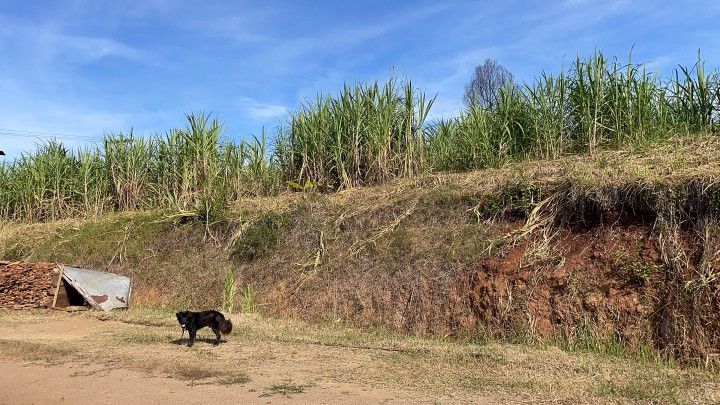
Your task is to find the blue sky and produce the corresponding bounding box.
[1,0,719,160]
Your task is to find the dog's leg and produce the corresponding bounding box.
[212,328,221,345]
[188,329,196,347]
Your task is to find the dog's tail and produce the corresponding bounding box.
[220,318,233,335]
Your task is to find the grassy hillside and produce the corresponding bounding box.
[3,135,720,364]
[1,51,718,221]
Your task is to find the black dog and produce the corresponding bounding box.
[176,310,233,347]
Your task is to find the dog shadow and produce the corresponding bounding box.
[170,337,227,346]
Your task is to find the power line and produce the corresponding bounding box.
[0,129,102,142]
[0,127,99,138]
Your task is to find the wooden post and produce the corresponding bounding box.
[127,277,133,308]
[51,264,65,309]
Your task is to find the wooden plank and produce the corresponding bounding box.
[55,282,70,307]
[51,264,65,309]
[128,276,133,307]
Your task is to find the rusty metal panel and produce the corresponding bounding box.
[61,266,131,311]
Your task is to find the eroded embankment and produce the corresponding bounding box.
[3,137,720,363]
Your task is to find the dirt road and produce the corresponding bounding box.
[0,310,717,404]
[0,359,427,405]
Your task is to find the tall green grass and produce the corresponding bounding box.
[426,51,719,171]
[276,79,434,190]
[0,114,279,221]
[1,51,719,221]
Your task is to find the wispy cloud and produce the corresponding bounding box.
[318,3,449,49]
[204,2,449,76]
[0,11,156,160]
[47,34,145,61]
[43,32,146,62]
[0,102,129,160]
[0,74,168,160]
[1,13,145,64]
[239,97,288,119]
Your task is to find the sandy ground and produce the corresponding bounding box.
[0,312,481,404]
[0,360,433,405]
[0,310,718,404]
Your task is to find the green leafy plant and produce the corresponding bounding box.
[222,267,237,314]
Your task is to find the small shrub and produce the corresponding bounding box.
[230,212,292,263]
[222,267,236,314]
[616,247,657,286]
[239,285,258,313]
[1,240,31,261]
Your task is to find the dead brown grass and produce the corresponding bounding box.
[3,136,720,365]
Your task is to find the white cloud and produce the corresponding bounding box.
[0,77,172,160]
[204,3,449,77]
[0,77,128,130]
[47,33,145,62]
[239,97,288,119]
[0,13,159,160]
[0,103,129,160]
[0,13,145,65]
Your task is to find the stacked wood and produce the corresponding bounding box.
[0,261,57,309]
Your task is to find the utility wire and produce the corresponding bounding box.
[0,130,103,159]
[0,129,102,142]
[0,127,99,138]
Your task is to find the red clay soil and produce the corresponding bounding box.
[251,220,720,360]
[467,224,660,345]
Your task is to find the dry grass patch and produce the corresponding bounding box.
[0,339,79,365]
[261,380,312,398]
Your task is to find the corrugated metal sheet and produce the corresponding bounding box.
[61,266,131,311]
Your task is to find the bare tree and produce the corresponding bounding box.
[463,59,514,109]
